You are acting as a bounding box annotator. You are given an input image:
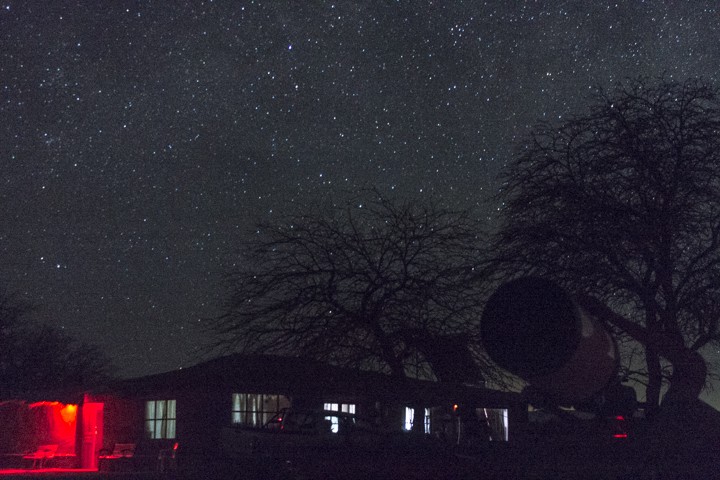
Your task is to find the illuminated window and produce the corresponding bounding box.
[484,408,509,441]
[404,407,431,432]
[404,407,414,431]
[323,402,355,414]
[232,393,291,427]
[323,402,355,433]
[145,400,176,439]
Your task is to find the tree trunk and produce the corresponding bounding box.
[645,347,663,416]
[576,295,708,411]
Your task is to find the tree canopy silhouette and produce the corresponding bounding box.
[0,289,114,396]
[213,194,501,383]
[494,77,720,409]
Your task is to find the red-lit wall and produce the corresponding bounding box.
[25,402,78,454]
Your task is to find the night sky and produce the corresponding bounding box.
[2,0,720,396]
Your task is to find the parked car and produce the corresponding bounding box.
[222,408,472,479]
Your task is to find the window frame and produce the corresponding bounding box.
[145,399,177,440]
[231,393,291,427]
[323,402,356,433]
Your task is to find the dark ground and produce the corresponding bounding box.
[2,435,718,480]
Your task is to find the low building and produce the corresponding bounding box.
[0,354,525,473]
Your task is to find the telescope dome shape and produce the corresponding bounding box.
[481,277,617,403]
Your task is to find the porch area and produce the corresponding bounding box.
[0,398,172,478]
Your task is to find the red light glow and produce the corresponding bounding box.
[0,468,96,475]
[28,401,60,409]
[22,401,79,454]
[60,404,77,423]
[613,433,628,439]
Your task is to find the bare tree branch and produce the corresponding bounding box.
[211,191,510,385]
[493,77,720,408]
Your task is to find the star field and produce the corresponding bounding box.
[1,1,720,381]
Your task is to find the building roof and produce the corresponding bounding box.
[108,354,521,408]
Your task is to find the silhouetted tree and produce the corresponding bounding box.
[0,288,114,396]
[494,77,720,410]
[214,193,502,384]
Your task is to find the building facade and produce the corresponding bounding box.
[0,354,525,472]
